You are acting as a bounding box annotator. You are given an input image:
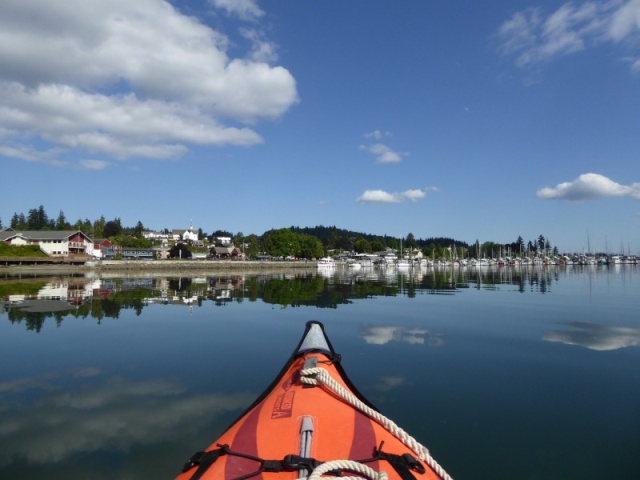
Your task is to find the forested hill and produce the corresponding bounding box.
[290,225,382,243]
[289,225,470,249]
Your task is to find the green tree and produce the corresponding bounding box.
[235,232,245,254]
[482,241,500,258]
[299,234,324,259]
[169,243,192,259]
[262,228,299,257]
[334,235,351,251]
[118,236,152,248]
[73,218,92,232]
[405,232,417,250]
[11,212,27,229]
[55,210,70,230]
[134,220,144,237]
[27,205,49,230]
[527,240,535,253]
[244,234,260,258]
[327,230,339,250]
[93,216,106,239]
[370,238,385,252]
[104,218,122,238]
[353,237,372,253]
[423,242,437,258]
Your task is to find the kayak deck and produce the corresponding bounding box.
[177,322,452,480]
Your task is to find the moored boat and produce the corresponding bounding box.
[317,257,336,268]
[176,321,452,480]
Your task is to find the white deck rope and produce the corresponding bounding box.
[308,459,388,480]
[301,366,454,480]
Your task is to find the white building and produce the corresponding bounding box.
[172,222,199,243]
[0,229,93,256]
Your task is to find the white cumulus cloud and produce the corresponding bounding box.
[0,0,298,167]
[536,173,640,202]
[359,143,408,164]
[356,188,428,204]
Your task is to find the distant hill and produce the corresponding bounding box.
[289,225,470,249]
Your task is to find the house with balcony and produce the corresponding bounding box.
[0,228,93,257]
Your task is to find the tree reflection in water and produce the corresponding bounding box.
[0,265,580,331]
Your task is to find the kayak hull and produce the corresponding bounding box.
[177,322,448,480]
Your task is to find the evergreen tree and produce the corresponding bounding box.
[104,219,122,238]
[516,235,525,255]
[55,210,70,230]
[134,220,144,237]
[27,206,49,230]
[327,230,338,250]
[405,232,417,250]
[38,205,48,229]
[93,216,106,239]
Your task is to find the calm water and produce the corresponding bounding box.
[1,265,639,479]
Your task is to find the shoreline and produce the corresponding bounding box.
[0,259,320,277]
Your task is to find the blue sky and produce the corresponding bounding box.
[1,0,639,253]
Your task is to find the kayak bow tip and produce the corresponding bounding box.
[296,321,332,356]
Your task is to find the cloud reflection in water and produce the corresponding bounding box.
[0,369,252,466]
[543,321,640,351]
[359,325,443,346]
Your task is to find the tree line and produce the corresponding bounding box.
[2,206,558,259]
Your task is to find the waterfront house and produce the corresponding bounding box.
[210,246,242,259]
[0,229,93,257]
[92,239,113,259]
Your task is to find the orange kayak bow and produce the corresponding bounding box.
[177,321,452,480]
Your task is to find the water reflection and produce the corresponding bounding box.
[359,325,443,346]
[1,264,635,330]
[0,368,252,467]
[543,321,640,351]
[1,265,639,480]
